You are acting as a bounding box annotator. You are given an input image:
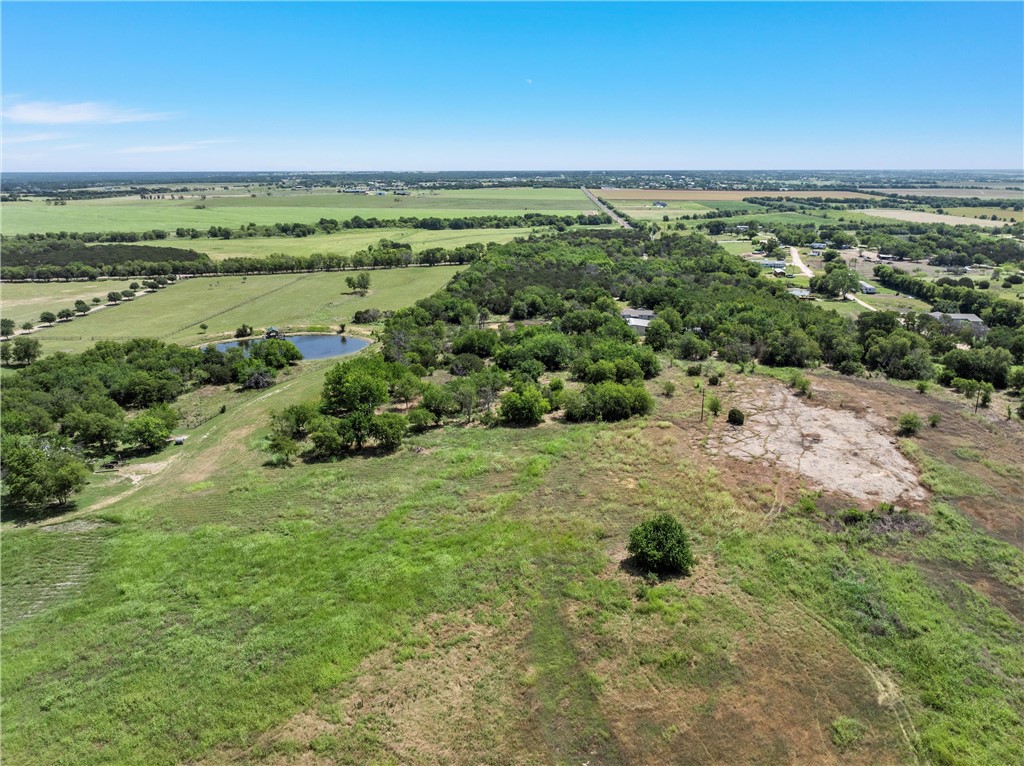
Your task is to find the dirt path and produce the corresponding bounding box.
[789,246,814,278]
[581,187,632,229]
[845,292,878,312]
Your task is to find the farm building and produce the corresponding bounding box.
[626,317,651,335]
[859,281,877,294]
[810,242,829,249]
[773,268,787,278]
[621,308,656,320]
[877,254,895,261]
[621,307,656,335]
[927,312,986,330]
[264,327,282,339]
[787,288,812,299]
[759,260,787,269]
[736,225,749,231]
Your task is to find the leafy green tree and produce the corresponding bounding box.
[124,415,171,451]
[370,413,407,450]
[644,318,672,351]
[57,308,75,322]
[1,318,14,336]
[11,336,41,365]
[498,385,549,426]
[1,343,10,366]
[627,514,694,576]
[62,409,124,454]
[267,432,299,465]
[346,272,371,294]
[323,368,388,414]
[0,435,88,507]
[74,300,90,315]
[39,311,57,325]
[107,292,122,304]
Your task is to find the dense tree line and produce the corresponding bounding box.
[1,337,302,509]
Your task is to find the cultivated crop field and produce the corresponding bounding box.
[26,266,461,356]
[594,188,876,201]
[3,360,1022,765]
[859,208,1011,228]
[941,206,1022,222]
[0,188,596,236]
[866,187,1024,200]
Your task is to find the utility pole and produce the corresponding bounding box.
[701,388,706,421]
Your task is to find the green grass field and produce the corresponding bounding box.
[1,279,141,327]
[1,188,596,236]
[27,266,461,356]
[3,360,1022,765]
[941,206,1022,223]
[120,225,572,262]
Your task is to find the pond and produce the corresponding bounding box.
[213,334,370,360]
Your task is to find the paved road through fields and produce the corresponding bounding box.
[581,187,632,229]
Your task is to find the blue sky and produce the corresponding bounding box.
[2,2,1022,171]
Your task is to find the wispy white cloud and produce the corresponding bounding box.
[1,131,68,144]
[116,139,229,154]
[2,100,171,125]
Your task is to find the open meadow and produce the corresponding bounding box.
[24,266,460,356]
[592,188,876,201]
[866,187,1024,200]
[3,357,1022,766]
[120,226,546,261]
[1,188,597,236]
[1,279,142,327]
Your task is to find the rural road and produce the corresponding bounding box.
[789,246,814,278]
[581,187,632,229]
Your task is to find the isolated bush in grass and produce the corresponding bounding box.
[897,413,923,436]
[627,514,694,576]
[727,408,745,426]
[661,381,676,398]
[707,394,722,417]
[928,413,942,428]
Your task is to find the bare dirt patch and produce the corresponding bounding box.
[861,208,1007,227]
[709,379,928,509]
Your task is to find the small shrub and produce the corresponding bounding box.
[928,413,941,428]
[706,395,721,417]
[661,381,676,398]
[686,364,702,377]
[916,380,929,394]
[708,374,721,386]
[897,413,923,436]
[627,514,694,576]
[791,373,812,397]
[726,408,745,426]
[407,407,433,432]
[830,716,865,749]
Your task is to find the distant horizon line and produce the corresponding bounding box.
[5,168,1023,175]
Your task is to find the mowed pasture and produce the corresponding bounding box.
[866,187,1024,200]
[28,266,460,356]
[942,206,1022,222]
[3,361,1022,765]
[0,188,596,236]
[593,188,876,201]
[1,279,141,327]
[859,208,1011,228]
[120,226,544,261]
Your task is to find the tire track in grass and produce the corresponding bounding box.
[529,595,625,765]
